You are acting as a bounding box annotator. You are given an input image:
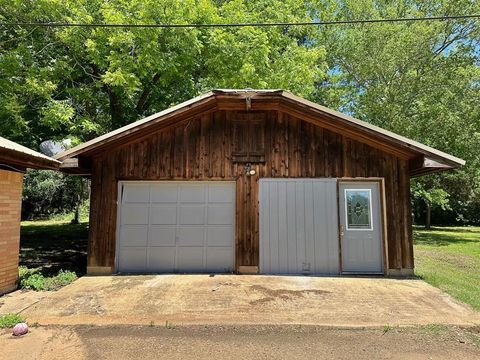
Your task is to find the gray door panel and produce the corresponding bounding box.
[259,179,339,275]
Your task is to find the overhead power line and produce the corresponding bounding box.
[0,14,479,29]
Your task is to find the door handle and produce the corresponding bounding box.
[340,225,345,237]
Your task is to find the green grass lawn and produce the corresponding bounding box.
[20,220,88,276]
[414,226,480,310]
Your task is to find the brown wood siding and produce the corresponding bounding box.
[88,110,413,272]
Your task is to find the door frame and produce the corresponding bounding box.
[337,178,389,275]
[115,180,236,273]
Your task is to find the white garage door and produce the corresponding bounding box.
[117,182,235,273]
[259,179,339,275]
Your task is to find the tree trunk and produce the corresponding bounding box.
[73,204,80,224]
[425,202,431,230]
[72,178,84,225]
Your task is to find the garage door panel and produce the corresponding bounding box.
[179,185,205,203]
[176,247,204,272]
[295,182,307,273]
[277,181,289,273]
[268,182,279,273]
[148,248,175,272]
[286,182,298,273]
[260,179,339,275]
[206,247,234,271]
[123,185,150,203]
[177,227,204,246]
[118,182,234,274]
[120,226,148,247]
[149,227,176,246]
[151,185,178,203]
[207,205,234,225]
[207,227,233,246]
[118,247,147,272]
[208,185,234,203]
[149,205,177,225]
[121,205,149,225]
[179,206,205,225]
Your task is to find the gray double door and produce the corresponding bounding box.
[260,179,383,275]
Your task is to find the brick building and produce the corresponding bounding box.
[0,136,59,294]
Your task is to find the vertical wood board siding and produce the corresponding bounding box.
[88,110,413,271]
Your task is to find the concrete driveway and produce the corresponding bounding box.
[4,275,480,327]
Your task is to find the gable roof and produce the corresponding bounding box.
[55,89,465,175]
[0,136,60,170]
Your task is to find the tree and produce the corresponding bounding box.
[412,179,451,229]
[312,0,480,225]
[2,0,480,225]
[22,169,89,220]
[0,0,326,148]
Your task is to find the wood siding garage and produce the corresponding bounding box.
[56,90,464,276]
[118,182,235,273]
[259,179,339,275]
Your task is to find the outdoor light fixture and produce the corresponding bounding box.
[245,163,256,176]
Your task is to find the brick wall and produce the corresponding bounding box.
[0,169,23,295]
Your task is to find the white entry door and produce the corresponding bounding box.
[259,179,339,275]
[117,181,235,273]
[339,182,384,273]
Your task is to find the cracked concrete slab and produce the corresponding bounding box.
[6,275,478,327]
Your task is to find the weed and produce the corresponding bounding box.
[149,320,155,327]
[382,325,393,334]
[165,320,176,329]
[0,314,25,328]
[421,324,449,336]
[19,266,77,291]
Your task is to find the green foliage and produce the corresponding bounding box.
[1,0,480,225]
[22,170,89,220]
[19,266,78,291]
[314,0,480,225]
[412,179,451,227]
[0,0,326,146]
[0,313,25,328]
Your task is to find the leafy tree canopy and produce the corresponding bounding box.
[1,0,480,224]
[313,0,480,224]
[0,0,325,148]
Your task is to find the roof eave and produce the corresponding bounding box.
[55,91,216,161]
[54,89,465,172]
[0,149,60,170]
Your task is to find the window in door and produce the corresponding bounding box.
[344,189,373,230]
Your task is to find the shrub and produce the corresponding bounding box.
[18,266,77,291]
[0,314,25,328]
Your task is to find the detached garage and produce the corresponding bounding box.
[57,89,464,276]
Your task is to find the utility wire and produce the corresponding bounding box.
[0,14,479,29]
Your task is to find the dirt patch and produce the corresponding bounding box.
[0,325,86,360]
[2,324,479,360]
[249,285,330,305]
[59,294,105,316]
